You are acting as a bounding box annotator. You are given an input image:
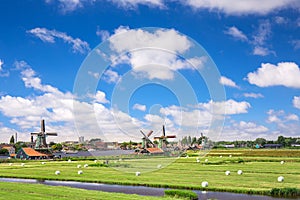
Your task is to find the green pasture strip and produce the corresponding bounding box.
[0,182,174,200]
[0,150,299,196]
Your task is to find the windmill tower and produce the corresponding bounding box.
[31,119,57,150]
[154,125,176,149]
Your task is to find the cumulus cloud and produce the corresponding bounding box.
[246,62,300,88]
[219,76,239,88]
[27,27,90,54]
[102,69,121,83]
[293,96,300,109]
[266,109,300,136]
[224,27,248,41]
[199,99,251,115]
[96,26,110,41]
[0,59,9,77]
[243,93,264,98]
[133,103,146,111]
[108,27,205,80]
[182,0,300,15]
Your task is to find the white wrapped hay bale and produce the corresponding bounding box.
[196,158,200,163]
[84,164,88,168]
[237,170,243,175]
[201,181,208,187]
[157,164,162,169]
[220,155,223,158]
[229,155,232,158]
[94,160,97,163]
[8,163,12,166]
[68,159,72,163]
[78,170,83,175]
[135,171,141,176]
[41,162,45,165]
[205,159,208,162]
[77,164,81,168]
[55,170,60,175]
[225,170,231,176]
[277,176,284,182]
[21,163,25,167]
[280,161,284,165]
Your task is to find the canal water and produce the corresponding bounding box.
[0,178,288,200]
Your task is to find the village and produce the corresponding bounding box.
[0,119,299,160]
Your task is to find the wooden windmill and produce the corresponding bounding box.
[154,125,176,149]
[140,130,155,149]
[31,119,57,150]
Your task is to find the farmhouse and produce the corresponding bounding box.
[16,147,48,159]
[140,147,164,154]
[0,145,15,157]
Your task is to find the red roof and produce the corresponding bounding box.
[22,148,48,157]
[146,148,164,153]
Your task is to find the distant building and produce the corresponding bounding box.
[140,148,164,154]
[0,145,15,157]
[79,136,84,143]
[263,144,282,149]
[222,144,235,148]
[16,147,48,159]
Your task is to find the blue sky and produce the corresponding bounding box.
[0,0,299,143]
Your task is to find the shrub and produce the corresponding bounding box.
[164,189,198,200]
[270,188,300,198]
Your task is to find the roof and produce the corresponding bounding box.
[146,148,164,153]
[22,148,48,157]
[2,146,14,150]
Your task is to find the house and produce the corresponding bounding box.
[0,145,15,157]
[16,147,48,160]
[140,147,164,154]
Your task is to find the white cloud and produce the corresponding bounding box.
[293,96,300,109]
[266,109,300,137]
[219,76,239,88]
[88,71,100,79]
[133,103,146,111]
[183,0,300,15]
[108,27,205,80]
[27,27,90,54]
[243,93,264,98]
[251,20,274,56]
[199,99,251,115]
[102,69,121,83]
[0,59,3,71]
[46,0,84,13]
[96,26,110,41]
[94,91,109,104]
[224,27,248,41]
[274,16,288,24]
[109,0,165,9]
[246,62,300,88]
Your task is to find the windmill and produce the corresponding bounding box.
[200,132,207,149]
[154,125,176,149]
[140,130,155,149]
[31,119,57,150]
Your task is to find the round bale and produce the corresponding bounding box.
[78,170,83,175]
[280,161,284,165]
[77,164,81,168]
[225,171,231,176]
[84,164,88,168]
[201,181,208,187]
[237,170,243,175]
[277,176,284,182]
[135,171,141,176]
[55,171,60,175]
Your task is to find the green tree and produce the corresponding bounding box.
[9,135,14,144]
[255,138,267,146]
[0,148,8,155]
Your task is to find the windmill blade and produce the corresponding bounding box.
[46,133,57,136]
[41,119,46,133]
[162,125,166,136]
[31,132,40,135]
[147,130,153,137]
[166,135,176,138]
[201,132,204,138]
[140,130,147,138]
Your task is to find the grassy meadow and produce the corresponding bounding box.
[0,149,299,198]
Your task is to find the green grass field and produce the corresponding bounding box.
[0,149,299,198]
